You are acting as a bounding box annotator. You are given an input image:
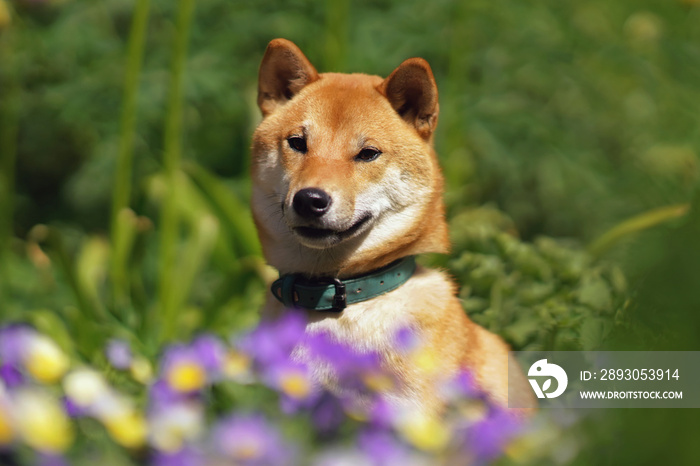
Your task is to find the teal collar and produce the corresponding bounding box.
[271,256,417,312]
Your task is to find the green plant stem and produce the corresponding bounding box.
[442,1,474,196]
[0,30,18,267]
[111,0,151,311]
[588,203,690,258]
[323,0,349,71]
[158,0,196,343]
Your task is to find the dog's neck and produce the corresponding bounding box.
[271,256,417,312]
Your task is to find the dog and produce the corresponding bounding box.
[250,38,534,415]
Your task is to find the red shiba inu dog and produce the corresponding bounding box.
[251,39,533,414]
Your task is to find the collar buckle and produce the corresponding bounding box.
[317,277,346,312]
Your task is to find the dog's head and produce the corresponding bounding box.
[251,39,449,276]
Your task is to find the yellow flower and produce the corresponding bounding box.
[344,406,369,422]
[456,398,488,422]
[167,361,207,393]
[222,350,252,381]
[0,0,11,30]
[397,411,450,452]
[24,335,70,384]
[279,371,312,399]
[130,356,154,384]
[14,389,74,453]
[362,371,395,392]
[0,406,14,446]
[624,12,662,44]
[409,346,441,376]
[104,410,148,449]
[236,443,263,461]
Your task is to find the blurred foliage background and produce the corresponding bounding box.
[1,0,699,464]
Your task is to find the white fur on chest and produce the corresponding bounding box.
[304,290,413,353]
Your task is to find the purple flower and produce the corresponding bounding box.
[160,344,193,374]
[358,428,419,466]
[36,454,69,466]
[191,335,225,374]
[393,326,420,353]
[159,344,209,394]
[152,446,205,466]
[149,379,192,410]
[310,391,346,433]
[105,339,132,370]
[301,332,384,392]
[62,396,88,418]
[0,324,34,366]
[311,448,369,466]
[212,414,294,466]
[237,312,307,370]
[441,369,480,402]
[459,407,522,465]
[269,360,319,414]
[156,334,229,395]
[0,362,23,388]
[367,396,398,429]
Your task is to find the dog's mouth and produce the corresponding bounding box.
[293,214,373,246]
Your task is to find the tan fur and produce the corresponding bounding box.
[251,39,535,415]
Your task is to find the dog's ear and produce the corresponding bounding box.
[257,39,319,116]
[379,58,439,140]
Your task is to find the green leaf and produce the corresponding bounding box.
[588,204,690,258]
[28,310,76,358]
[183,162,261,257]
[579,317,610,351]
[576,274,612,312]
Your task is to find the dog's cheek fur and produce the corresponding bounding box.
[354,164,428,229]
[250,124,295,254]
[251,125,283,184]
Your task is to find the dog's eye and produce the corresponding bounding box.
[355,147,381,162]
[287,136,307,153]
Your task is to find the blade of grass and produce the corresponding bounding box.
[167,214,219,340]
[48,229,103,323]
[441,1,476,202]
[112,208,139,313]
[323,0,349,71]
[158,0,197,343]
[111,0,151,312]
[588,203,690,258]
[0,27,18,267]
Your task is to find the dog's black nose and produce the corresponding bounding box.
[293,188,332,218]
